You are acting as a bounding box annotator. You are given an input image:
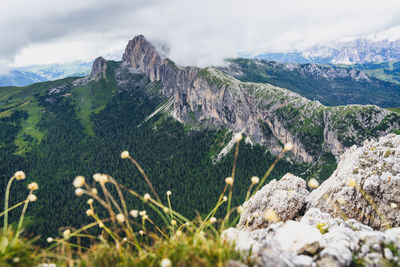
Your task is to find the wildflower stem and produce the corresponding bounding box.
[90,214,122,247]
[251,149,285,198]
[107,176,133,232]
[14,190,34,241]
[128,156,161,202]
[221,206,239,230]
[83,190,109,211]
[245,184,254,202]
[147,201,170,228]
[226,140,240,219]
[123,186,191,224]
[103,187,124,216]
[145,217,168,238]
[99,182,116,224]
[0,201,25,218]
[167,194,173,221]
[217,184,228,205]
[3,176,15,234]
[201,199,226,230]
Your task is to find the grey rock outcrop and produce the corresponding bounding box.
[224,209,400,266]
[308,133,400,229]
[223,133,400,266]
[89,57,107,81]
[237,173,309,230]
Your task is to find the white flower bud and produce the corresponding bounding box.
[73,176,85,188]
[139,210,146,217]
[264,208,279,222]
[75,188,84,196]
[143,193,151,202]
[28,194,37,202]
[284,142,294,151]
[129,210,139,217]
[251,176,259,184]
[63,229,71,239]
[121,151,130,159]
[307,178,319,189]
[28,182,39,191]
[116,213,125,224]
[160,258,172,267]
[86,209,94,216]
[14,171,26,180]
[234,133,243,142]
[225,177,234,185]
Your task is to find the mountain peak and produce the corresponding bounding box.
[88,56,107,81]
[122,35,164,78]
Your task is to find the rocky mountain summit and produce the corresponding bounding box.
[224,134,400,266]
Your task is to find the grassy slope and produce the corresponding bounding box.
[71,61,118,135]
[338,60,400,84]
[0,78,78,153]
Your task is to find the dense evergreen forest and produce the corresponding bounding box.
[0,71,314,243]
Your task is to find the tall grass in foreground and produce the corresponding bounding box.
[0,171,39,266]
[35,133,293,266]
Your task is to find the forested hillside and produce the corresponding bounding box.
[0,64,311,241]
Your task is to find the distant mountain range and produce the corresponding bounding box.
[258,38,400,64]
[0,61,92,87]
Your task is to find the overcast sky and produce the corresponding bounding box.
[1,0,400,73]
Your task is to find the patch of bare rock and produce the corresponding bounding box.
[224,134,400,266]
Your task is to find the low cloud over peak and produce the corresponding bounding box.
[1,0,400,70]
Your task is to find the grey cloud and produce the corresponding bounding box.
[2,0,400,68]
[0,0,158,59]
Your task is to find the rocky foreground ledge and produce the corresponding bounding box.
[224,134,400,267]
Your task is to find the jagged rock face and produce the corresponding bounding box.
[89,57,107,81]
[224,134,400,266]
[123,35,164,82]
[308,133,400,229]
[237,173,309,230]
[122,35,182,97]
[238,134,400,230]
[106,35,400,163]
